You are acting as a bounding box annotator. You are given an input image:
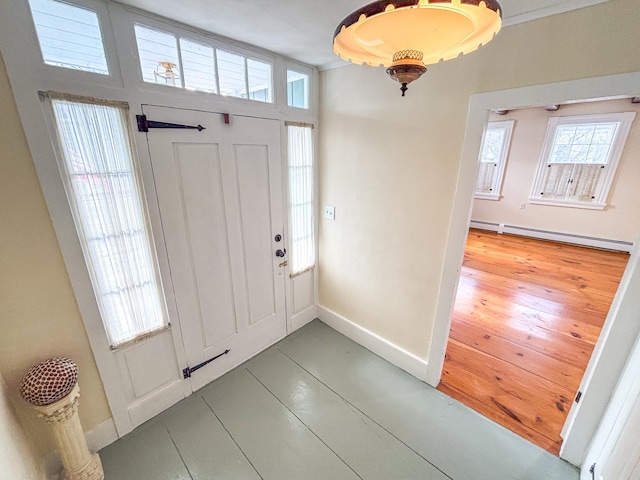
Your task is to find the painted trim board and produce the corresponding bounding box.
[469,220,634,252]
[291,305,318,332]
[317,306,428,381]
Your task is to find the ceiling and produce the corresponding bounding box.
[114,0,610,69]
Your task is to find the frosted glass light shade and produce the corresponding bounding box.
[333,0,502,67]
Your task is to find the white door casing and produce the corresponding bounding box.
[143,105,287,392]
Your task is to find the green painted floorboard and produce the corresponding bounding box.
[99,320,579,480]
[245,347,450,480]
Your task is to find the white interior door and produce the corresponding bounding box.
[143,105,287,391]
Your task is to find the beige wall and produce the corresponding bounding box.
[319,0,640,359]
[0,369,42,479]
[472,99,640,242]
[0,52,111,458]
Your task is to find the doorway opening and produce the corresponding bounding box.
[433,94,640,457]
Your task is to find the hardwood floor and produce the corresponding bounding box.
[437,229,629,455]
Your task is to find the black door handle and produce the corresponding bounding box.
[275,249,286,258]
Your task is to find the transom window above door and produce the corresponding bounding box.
[28,0,109,75]
[134,24,273,103]
[529,112,636,209]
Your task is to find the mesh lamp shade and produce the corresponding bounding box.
[20,357,79,406]
[333,0,502,95]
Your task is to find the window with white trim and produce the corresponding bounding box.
[530,112,635,209]
[287,70,309,109]
[287,124,315,275]
[28,0,109,75]
[475,120,514,200]
[133,24,273,103]
[49,96,169,347]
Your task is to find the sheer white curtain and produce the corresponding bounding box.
[51,97,167,347]
[287,124,315,275]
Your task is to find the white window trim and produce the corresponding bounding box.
[474,120,514,201]
[529,112,636,210]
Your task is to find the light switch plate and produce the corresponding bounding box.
[324,205,335,220]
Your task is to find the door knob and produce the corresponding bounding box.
[275,249,286,258]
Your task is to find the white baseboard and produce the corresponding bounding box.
[86,418,118,452]
[317,306,428,382]
[470,220,634,252]
[291,305,317,332]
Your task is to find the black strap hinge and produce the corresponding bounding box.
[137,114,205,133]
[183,349,230,379]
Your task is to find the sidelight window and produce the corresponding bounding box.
[287,124,315,275]
[49,96,169,347]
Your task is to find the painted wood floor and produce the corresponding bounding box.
[437,229,629,455]
[100,320,578,480]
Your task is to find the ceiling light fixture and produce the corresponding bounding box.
[333,0,503,96]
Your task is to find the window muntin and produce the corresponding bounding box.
[287,70,309,109]
[29,0,109,75]
[50,97,168,347]
[287,125,315,275]
[530,113,635,209]
[133,24,273,103]
[475,120,514,200]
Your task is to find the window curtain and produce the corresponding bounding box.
[542,163,603,202]
[51,97,168,347]
[287,124,315,275]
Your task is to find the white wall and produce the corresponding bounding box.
[472,99,640,242]
[0,370,43,480]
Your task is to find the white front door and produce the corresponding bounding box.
[144,105,287,391]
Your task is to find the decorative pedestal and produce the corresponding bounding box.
[20,358,104,480]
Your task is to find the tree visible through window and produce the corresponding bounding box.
[530,112,635,209]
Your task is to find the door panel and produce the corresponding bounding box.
[236,145,277,325]
[143,105,287,392]
[174,143,237,346]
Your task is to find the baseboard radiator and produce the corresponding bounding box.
[469,220,634,253]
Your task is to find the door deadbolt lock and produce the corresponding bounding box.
[274,234,282,242]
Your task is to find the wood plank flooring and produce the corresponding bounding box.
[100,321,579,480]
[437,229,629,455]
